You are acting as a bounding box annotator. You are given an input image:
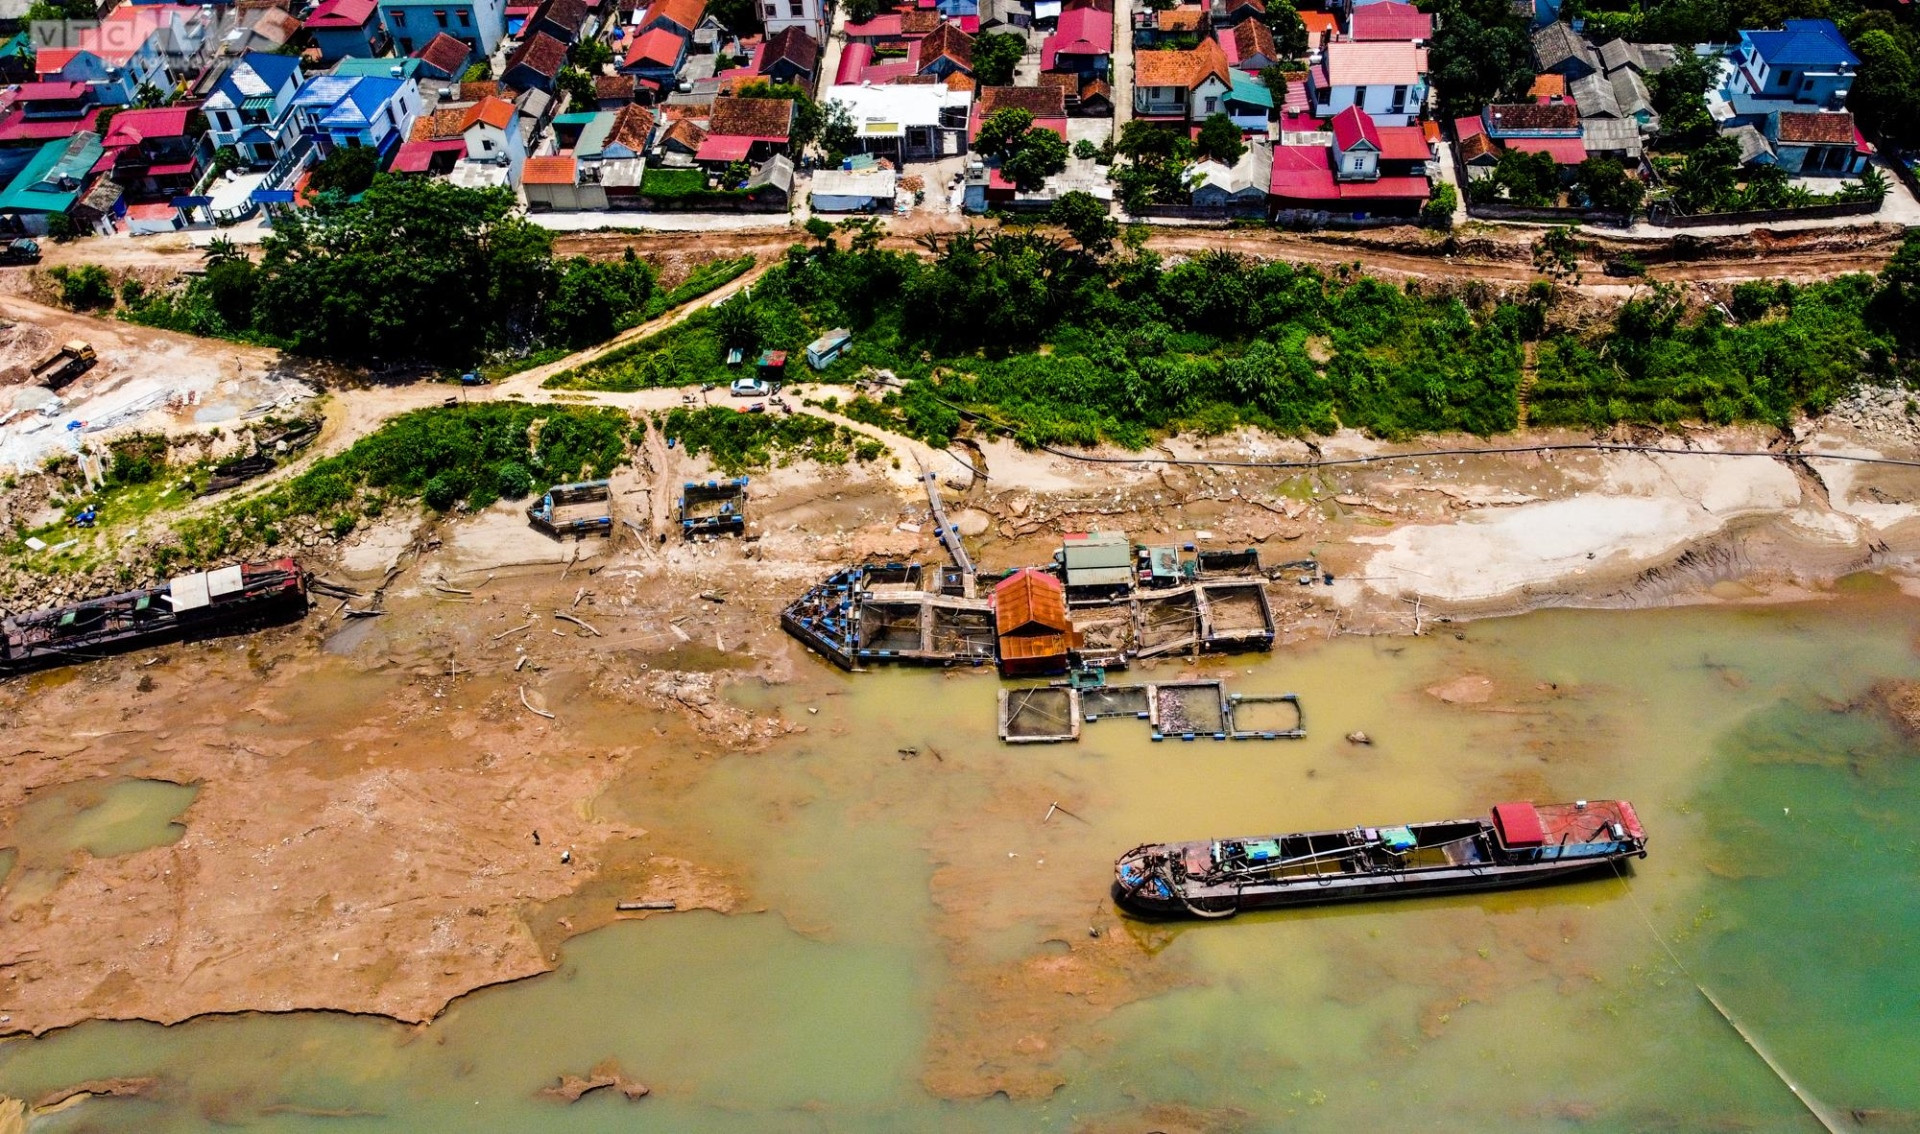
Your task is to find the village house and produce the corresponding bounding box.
[1042,6,1113,81]
[1308,41,1427,127]
[1765,109,1870,176]
[412,31,478,79]
[203,52,304,166]
[503,31,569,92]
[379,0,507,57]
[1223,18,1276,73]
[99,106,201,199]
[759,0,827,45]
[1188,139,1270,212]
[1268,104,1429,217]
[306,0,389,62]
[33,5,212,106]
[1132,37,1230,121]
[0,132,103,235]
[623,27,689,90]
[1725,18,1855,112]
[697,95,794,165]
[757,26,820,85]
[1347,1,1430,42]
[285,72,423,157]
[826,81,973,161]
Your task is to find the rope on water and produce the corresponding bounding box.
[1608,859,1844,1134]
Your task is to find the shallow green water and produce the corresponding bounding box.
[3,777,199,864]
[5,596,1920,1130]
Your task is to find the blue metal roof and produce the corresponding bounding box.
[1744,19,1857,69]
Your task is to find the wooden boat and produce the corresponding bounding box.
[1113,800,1647,919]
[0,559,307,676]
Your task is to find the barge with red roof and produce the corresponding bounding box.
[1114,800,1646,919]
[0,559,308,676]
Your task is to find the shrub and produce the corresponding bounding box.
[50,264,114,310]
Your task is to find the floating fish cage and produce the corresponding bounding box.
[1079,684,1151,721]
[999,686,1082,743]
[782,564,995,671]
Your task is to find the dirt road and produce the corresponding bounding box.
[18,217,1908,288]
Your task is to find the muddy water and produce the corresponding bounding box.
[6,592,1920,1130]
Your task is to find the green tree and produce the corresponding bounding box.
[1651,46,1720,149]
[819,98,857,163]
[305,146,380,196]
[1195,113,1246,165]
[708,0,762,32]
[555,65,598,109]
[1489,148,1559,205]
[1668,134,1740,213]
[543,252,656,347]
[49,264,112,308]
[203,258,258,330]
[1048,190,1117,256]
[1425,0,1535,119]
[975,107,1035,157]
[1422,181,1458,229]
[1263,5,1309,59]
[570,37,612,70]
[1003,128,1069,191]
[252,178,557,364]
[1110,121,1197,211]
[1571,157,1645,213]
[973,32,1026,86]
[1850,30,1920,150]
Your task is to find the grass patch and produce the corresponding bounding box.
[162,404,633,570]
[657,407,885,473]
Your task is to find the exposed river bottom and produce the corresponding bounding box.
[5,582,1920,1131]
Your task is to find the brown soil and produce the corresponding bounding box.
[1869,679,1920,742]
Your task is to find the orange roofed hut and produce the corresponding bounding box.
[993,568,1080,677]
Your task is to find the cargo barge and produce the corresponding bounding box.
[0,559,308,676]
[1114,799,1646,919]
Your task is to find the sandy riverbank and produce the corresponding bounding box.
[6,406,1920,1049]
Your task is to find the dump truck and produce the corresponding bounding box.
[31,340,95,389]
[0,238,40,265]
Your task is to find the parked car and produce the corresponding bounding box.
[730,378,771,397]
[0,238,40,265]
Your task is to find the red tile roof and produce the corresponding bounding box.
[707,95,793,139]
[507,31,568,80]
[1346,1,1432,41]
[1776,109,1855,145]
[645,0,706,31]
[1232,18,1276,63]
[625,25,685,67]
[522,154,577,183]
[459,95,516,132]
[977,84,1067,118]
[1507,135,1587,163]
[762,25,820,74]
[414,32,473,77]
[1322,41,1426,86]
[306,0,377,28]
[919,22,973,69]
[606,102,655,150]
[1330,104,1380,151]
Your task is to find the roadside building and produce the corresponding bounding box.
[1307,40,1427,126]
[810,165,896,211]
[0,132,103,235]
[826,82,972,161]
[1766,109,1870,176]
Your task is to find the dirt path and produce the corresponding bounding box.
[17,218,1908,289]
